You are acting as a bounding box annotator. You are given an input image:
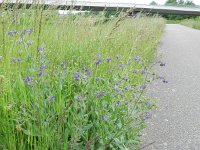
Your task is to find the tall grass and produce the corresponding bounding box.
[0,4,165,149]
[180,17,200,29]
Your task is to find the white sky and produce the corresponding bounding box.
[79,0,200,5]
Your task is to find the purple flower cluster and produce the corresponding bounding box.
[38,65,45,77]
[81,67,92,77]
[23,76,31,85]
[38,72,43,77]
[22,28,33,34]
[8,30,17,36]
[75,72,81,81]
[39,65,45,70]
[96,59,102,65]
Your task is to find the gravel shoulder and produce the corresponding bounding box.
[141,24,200,150]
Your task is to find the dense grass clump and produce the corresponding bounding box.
[0,5,164,149]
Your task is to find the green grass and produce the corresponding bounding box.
[166,19,181,24]
[0,5,165,150]
[180,17,200,29]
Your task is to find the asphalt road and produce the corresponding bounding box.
[141,24,200,150]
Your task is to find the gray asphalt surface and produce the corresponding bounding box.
[141,24,200,150]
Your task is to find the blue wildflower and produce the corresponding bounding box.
[29,28,33,34]
[38,72,43,77]
[85,68,92,76]
[163,79,169,83]
[82,67,86,71]
[96,92,101,98]
[135,56,140,63]
[141,69,145,75]
[50,96,55,101]
[106,58,112,62]
[96,59,102,65]
[125,102,129,106]
[124,87,129,91]
[17,58,22,62]
[123,77,128,82]
[12,58,22,63]
[8,30,17,36]
[39,65,45,70]
[23,76,31,85]
[87,71,92,76]
[75,95,81,100]
[118,64,124,68]
[114,87,119,92]
[75,72,81,81]
[26,76,31,82]
[101,115,105,120]
[116,100,121,105]
[22,29,27,34]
